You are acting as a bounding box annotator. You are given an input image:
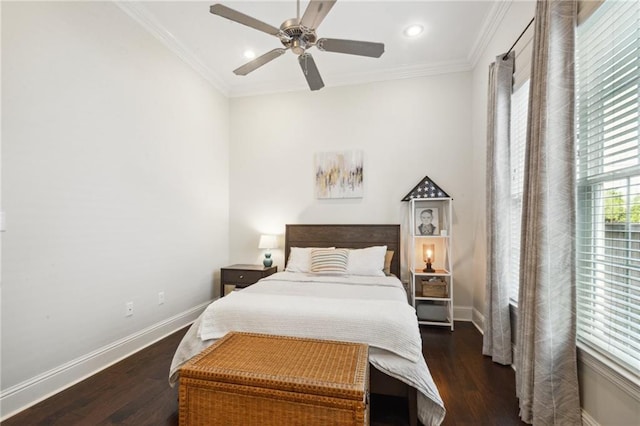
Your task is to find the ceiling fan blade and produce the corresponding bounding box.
[210,4,280,37]
[300,0,337,31]
[233,48,287,76]
[298,53,324,91]
[317,38,385,58]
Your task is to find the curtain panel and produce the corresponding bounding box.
[483,52,515,366]
[515,0,582,424]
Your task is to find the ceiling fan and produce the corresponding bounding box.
[209,0,385,91]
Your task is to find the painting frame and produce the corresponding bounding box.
[314,150,364,199]
[415,207,439,236]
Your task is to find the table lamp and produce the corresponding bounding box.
[258,235,278,267]
[422,243,435,273]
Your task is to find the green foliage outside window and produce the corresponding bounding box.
[604,190,640,223]
[631,198,640,223]
[605,191,626,223]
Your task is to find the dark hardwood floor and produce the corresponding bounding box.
[2,322,526,426]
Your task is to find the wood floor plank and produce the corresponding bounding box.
[2,322,526,426]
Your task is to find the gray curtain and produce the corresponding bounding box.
[483,52,515,366]
[515,0,582,424]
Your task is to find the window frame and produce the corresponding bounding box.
[575,0,640,383]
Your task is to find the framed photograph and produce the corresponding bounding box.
[415,207,439,236]
[314,150,363,199]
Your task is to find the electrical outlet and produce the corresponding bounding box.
[126,302,134,317]
[158,291,165,305]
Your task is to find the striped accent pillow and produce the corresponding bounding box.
[310,248,349,274]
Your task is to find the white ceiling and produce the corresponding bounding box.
[118,1,507,97]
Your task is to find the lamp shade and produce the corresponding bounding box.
[422,243,435,262]
[258,234,278,249]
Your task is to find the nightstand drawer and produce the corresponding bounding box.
[222,270,263,284]
[220,264,278,298]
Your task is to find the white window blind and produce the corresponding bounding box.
[509,81,529,302]
[576,0,640,377]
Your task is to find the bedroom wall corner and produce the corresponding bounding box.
[1,1,229,418]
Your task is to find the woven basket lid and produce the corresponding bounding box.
[181,332,368,401]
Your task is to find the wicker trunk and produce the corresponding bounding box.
[179,332,369,426]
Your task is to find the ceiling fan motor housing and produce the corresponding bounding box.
[279,18,317,55]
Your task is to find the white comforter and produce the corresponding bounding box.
[169,271,446,425]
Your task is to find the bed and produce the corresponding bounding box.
[169,224,445,426]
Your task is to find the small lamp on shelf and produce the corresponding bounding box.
[258,234,278,267]
[422,243,435,273]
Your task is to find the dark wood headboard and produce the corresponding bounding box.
[285,224,401,278]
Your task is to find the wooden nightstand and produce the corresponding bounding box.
[220,264,277,298]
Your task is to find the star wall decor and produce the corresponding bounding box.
[401,175,451,201]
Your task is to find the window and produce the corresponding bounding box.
[509,81,528,302]
[508,22,534,304]
[576,0,640,377]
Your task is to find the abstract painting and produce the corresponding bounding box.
[314,150,364,199]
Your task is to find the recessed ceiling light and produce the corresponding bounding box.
[403,24,424,38]
[243,50,256,59]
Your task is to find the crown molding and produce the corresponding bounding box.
[467,0,513,68]
[330,59,473,88]
[115,1,493,99]
[228,59,473,98]
[115,1,230,97]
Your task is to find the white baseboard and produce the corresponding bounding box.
[581,409,600,426]
[453,305,473,322]
[0,301,211,421]
[471,307,485,333]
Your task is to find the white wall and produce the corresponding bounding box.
[469,1,640,425]
[229,74,476,316]
[1,1,229,417]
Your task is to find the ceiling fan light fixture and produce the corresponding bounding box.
[243,49,256,59]
[291,38,306,55]
[403,24,424,38]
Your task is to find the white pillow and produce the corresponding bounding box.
[286,247,334,273]
[346,245,387,277]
